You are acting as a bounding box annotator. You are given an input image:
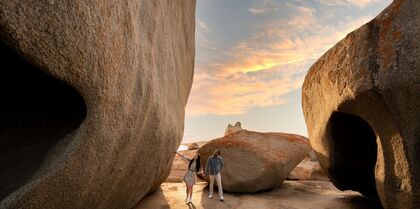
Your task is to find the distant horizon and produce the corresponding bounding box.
[183,0,392,143]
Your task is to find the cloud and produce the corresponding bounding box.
[286,4,317,27]
[249,8,271,14]
[186,65,308,116]
[315,0,381,8]
[248,0,280,14]
[196,18,210,33]
[188,1,377,117]
[195,18,211,47]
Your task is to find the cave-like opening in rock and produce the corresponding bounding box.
[0,41,87,200]
[327,112,378,198]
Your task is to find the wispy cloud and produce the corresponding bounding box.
[249,8,271,14]
[187,65,307,116]
[315,0,381,8]
[188,0,384,117]
[195,18,216,51]
[196,18,210,33]
[249,7,281,14]
[248,0,280,14]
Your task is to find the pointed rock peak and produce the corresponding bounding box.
[225,121,243,136]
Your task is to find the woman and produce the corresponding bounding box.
[175,151,201,204]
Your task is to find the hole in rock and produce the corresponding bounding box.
[328,112,378,198]
[0,41,87,200]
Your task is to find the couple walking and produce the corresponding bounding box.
[175,149,224,204]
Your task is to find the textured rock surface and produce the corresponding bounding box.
[188,143,200,150]
[287,158,330,182]
[302,1,420,208]
[198,130,311,192]
[0,1,195,209]
[224,121,243,135]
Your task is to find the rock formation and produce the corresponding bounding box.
[302,1,420,208]
[0,1,196,209]
[287,158,330,182]
[198,130,311,192]
[224,121,243,135]
[188,143,200,150]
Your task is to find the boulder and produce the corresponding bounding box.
[302,1,420,208]
[287,158,330,182]
[0,1,195,209]
[224,121,243,135]
[308,150,318,161]
[308,163,331,182]
[188,143,200,150]
[198,130,311,192]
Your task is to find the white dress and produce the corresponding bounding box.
[180,154,197,186]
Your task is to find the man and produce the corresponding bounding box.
[205,149,224,201]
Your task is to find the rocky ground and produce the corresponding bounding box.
[134,142,383,209]
[134,181,382,209]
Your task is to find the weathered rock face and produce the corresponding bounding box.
[224,121,243,135]
[0,1,195,209]
[302,1,420,208]
[287,158,330,182]
[198,130,311,193]
[188,143,200,150]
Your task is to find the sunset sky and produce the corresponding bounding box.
[183,0,392,142]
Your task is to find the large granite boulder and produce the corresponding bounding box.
[0,1,195,209]
[302,1,420,208]
[198,130,311,193]
[188,143,200,150]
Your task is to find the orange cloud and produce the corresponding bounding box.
[316,0,382,8]
[187,4,377,117]
[186,67,306,116]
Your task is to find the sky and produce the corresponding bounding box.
[183,0,392,143]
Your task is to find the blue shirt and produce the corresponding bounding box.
[205,156,224,176]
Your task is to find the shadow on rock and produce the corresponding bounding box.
[132,188,170,209]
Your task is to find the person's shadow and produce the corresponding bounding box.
[188,203,197,209]
[200,184,230,209]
